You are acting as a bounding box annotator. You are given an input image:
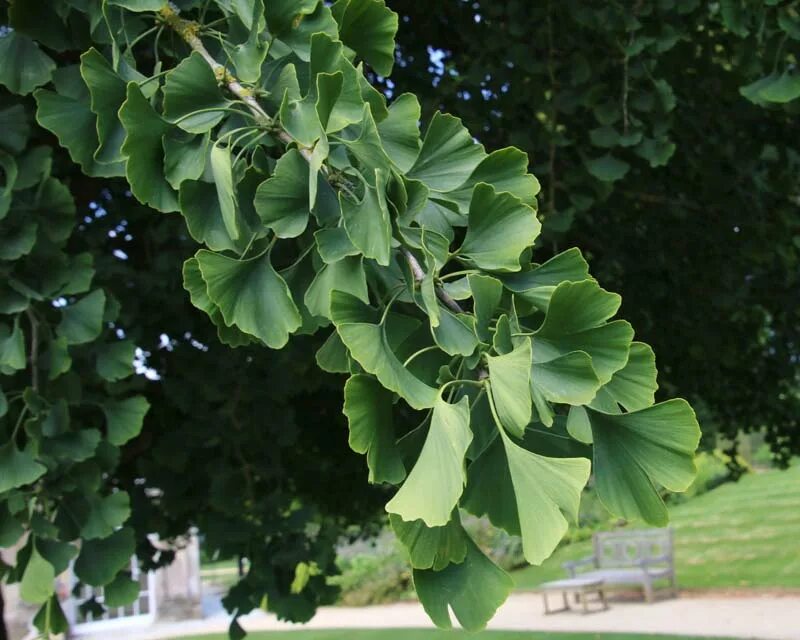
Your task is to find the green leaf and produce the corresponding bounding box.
[74,526,135,586]
[80,48,128,165]
[104,572,141,607]
[315,227,359,264]
[601,341,658,411]
[0,320,26,371]
[533,280,633,385]
[413,537,513,631]
[342,374,406,484]
[58,289,106,345]
[278,2,339,61]
[40,429,100,462]
[589,399,700,525]
[305,256,369,320]
[47,336,71,380]
[635,137,676,168]
[81,492,131,540]
[0,222,37,260]
[254,149,311,238]
[264,0,319,36]
[340,169,392,266]
[96,340,136,382]
[0,442,46,493]
[752,70,800,104]
[407,112,485,191]
[0,504,24,546]
[331,0,399,76]
[35,75,124,178]
[585,154,630,182]
[0,31,55,95]
[502,248,591,311]
[432,308,478,357]
[385,394,472,526]
[336,104,392,174]
[103,396,150,446]
[163,129,210,190]
[308,33,366,132]
[33,597,68,636]
[316,330,350,373]
[463,429,590,564]
[390,512,467,570]
[197,249,301,348]
[487,339,532,438]
[459,184,541,272]
[163,51,231,133]
[0,103,30,154]
[376,93,421,172]
[444,147,540,214]
[209,145,240,241]
[180,180,246,253]
[119,82,179,212]
[107,0,165,9]
[532,351,601,405]
[279,90,325,147]
[469,274,503,342]
[20,544,55,604]
[330,291,437,410]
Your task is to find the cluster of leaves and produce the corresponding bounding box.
[387,0,800,464]
[1,0,700,636]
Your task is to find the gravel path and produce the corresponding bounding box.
[74,591,800,640]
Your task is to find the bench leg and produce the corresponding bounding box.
[643,580,654,603]
[543,592,550,614]
[599,589,609,611]
[581,591,589,614]
[669,572,677,598]
[562,591,568,610]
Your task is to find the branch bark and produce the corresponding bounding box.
[401,248,464,314]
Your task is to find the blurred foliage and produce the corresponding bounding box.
[387,0,800,465]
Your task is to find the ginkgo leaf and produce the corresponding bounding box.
[180,180,248,253]
[0,442,46,493]
[119,83,179,213]
[0,319,26,371]
[20,544,55,604]
[58,290,106,345]
[74,527,135,587]
[103,396,150,446]
[0,31,54,95]
[104,572,141,607]
[314,227,359,264]
[385,393,471,526]
[390,512,467,570]
[343,374,406,484]
[413,537,513,631]
[80,491,131,540]
[254,149,311,238]
[459,184,541,272]
[331,0,398,77]
[469,273,503,341]
[487,338,532,438]
[330,291,437,410]
[80,49,128,165]
[502,248,592,311]
[304,256,369,319]
[407,112,485,191]
[309,33,365,132]
[432,307,478,357]
[600,341,658,411]
[96,340,135,382]
[196,249,301,349]
[377,93,421,172]
[534,280,633,384]
[589,399,701,526]
[209,145,240,241]
[463,428,590,565]
[340,168,392,266]
[163,52,231,133]
[443,147,540,213]
[532,351,601,406]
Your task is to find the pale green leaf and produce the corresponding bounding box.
[390,512,467,571]
[486,339,532,438]
[602,341,658,411]
[209,145,240,241]
[20,544,55,604]
[386,394,471,526]
[589,399,700,525]
[532,351,601,405]
[377,93,421,172]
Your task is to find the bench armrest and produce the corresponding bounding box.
[638,555,673,570]
[562,555,596,577]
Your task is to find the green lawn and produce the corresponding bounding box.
[513,465,800,590]
[171,632,737,640]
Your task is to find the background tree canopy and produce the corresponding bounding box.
[386,0,800,465]
[0,0,795,638]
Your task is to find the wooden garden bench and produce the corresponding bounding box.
[562,528,676,602]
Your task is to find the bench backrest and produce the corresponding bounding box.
[593,528,673,568]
